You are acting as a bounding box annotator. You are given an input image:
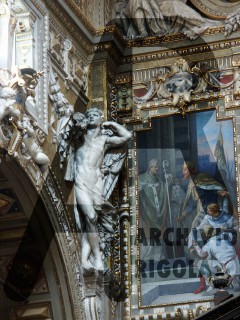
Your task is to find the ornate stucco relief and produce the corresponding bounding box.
[49,20,89,95]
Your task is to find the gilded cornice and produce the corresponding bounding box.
[125,26,225,48]
[94,26,225,48]
[122,39,240,65]
[95,25,127,48]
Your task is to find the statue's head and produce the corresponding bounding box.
[22,115,32,128]
[85,107,104,126]
[85,107,104,118]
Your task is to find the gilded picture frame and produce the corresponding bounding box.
[125,106,240,318]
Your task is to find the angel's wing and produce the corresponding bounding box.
[102,145,127,200]
[58,116,74,168]
[59,111,87,169]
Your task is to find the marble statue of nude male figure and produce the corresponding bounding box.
[74,108,131,272]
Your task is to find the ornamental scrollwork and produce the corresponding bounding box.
[132,58,238,117]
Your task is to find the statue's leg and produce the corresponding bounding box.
[76,189,104,271]
[84,206,104,271]
[81,232,94,272]
[134,9,148,37]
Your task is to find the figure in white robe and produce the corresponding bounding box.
[193,203,240,291]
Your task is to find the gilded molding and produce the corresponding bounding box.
[95,25,127,47]
[122,41,237,65]
[115,73,132,85]
[125,26,225,48]
[121,90,240,319]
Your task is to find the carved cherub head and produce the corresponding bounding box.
[73,112,88,130]
[65,104,74,117]
[21,115,33,129]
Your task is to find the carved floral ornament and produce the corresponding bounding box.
[132,58,238,117]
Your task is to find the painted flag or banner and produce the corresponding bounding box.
[214,127,228,180]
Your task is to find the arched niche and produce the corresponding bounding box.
[0,153,85,320]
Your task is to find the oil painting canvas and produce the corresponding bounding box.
[136,109,240,307]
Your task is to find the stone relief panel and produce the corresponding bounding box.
[49,20,89,95]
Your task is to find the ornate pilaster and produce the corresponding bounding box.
[83,272,103,320]
[13,1,36,67]
[0,0,17,82]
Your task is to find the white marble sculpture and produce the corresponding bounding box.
[60,108,132,272]
[0,67,50,173]
[0,86,21,147]
[21,116,50,173]
[118,0,221,39]
[225,9,240,36]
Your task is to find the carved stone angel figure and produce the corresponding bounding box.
[60,108,132,272]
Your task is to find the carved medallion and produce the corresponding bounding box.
[190,0,240,19]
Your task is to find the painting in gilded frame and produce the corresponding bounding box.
[134,109,240,308]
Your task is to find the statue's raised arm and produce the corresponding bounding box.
[102,121,132,149]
